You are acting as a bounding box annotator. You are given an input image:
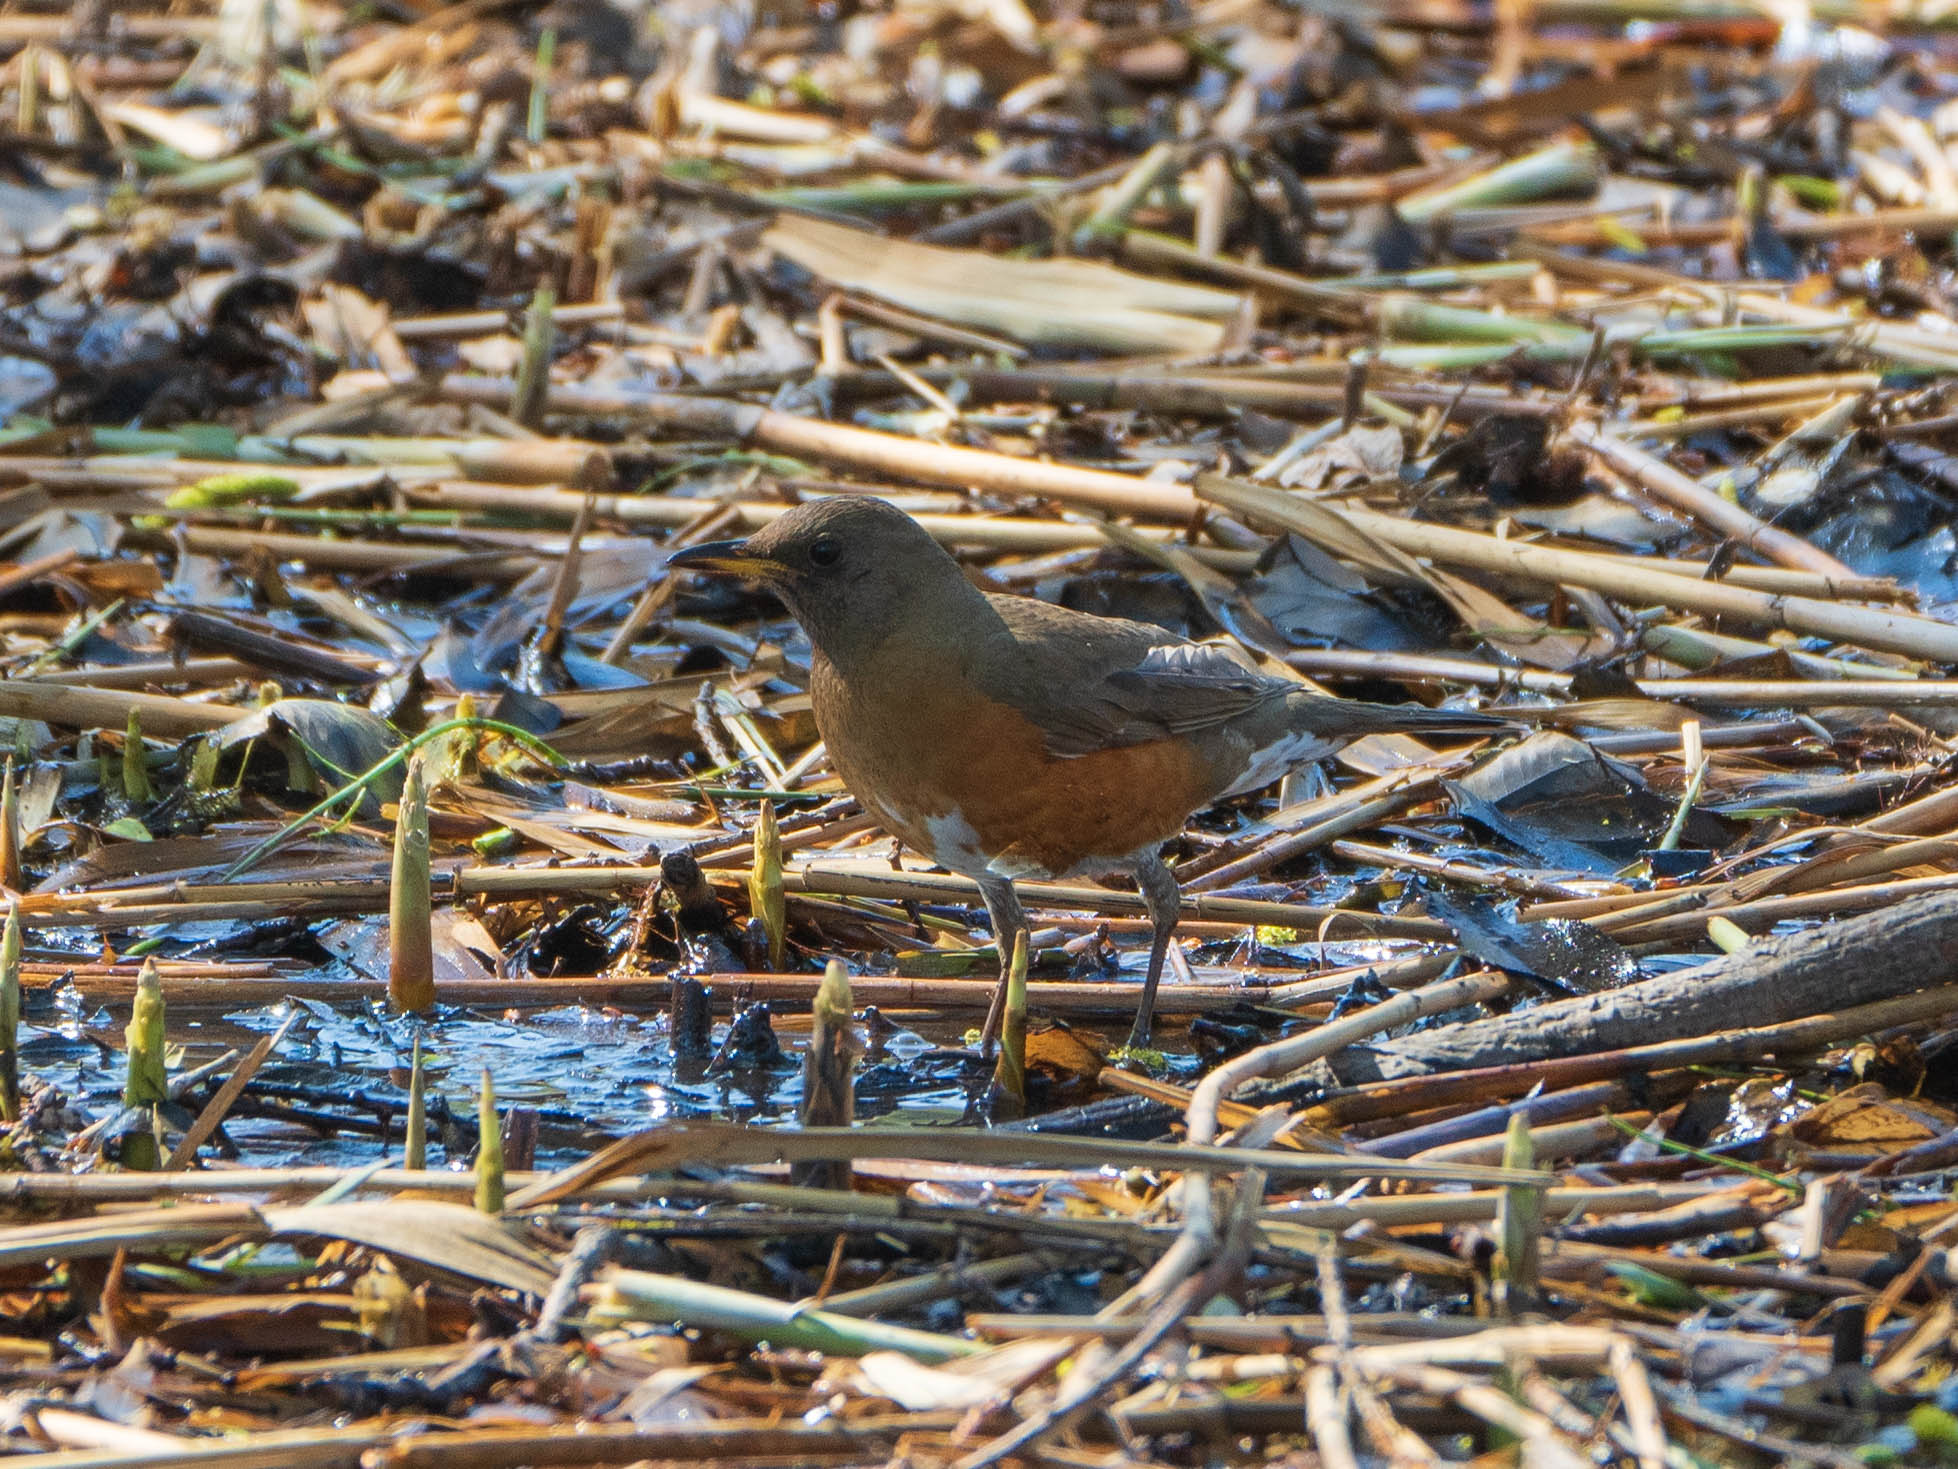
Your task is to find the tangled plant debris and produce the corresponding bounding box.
[7,0,1958,1464]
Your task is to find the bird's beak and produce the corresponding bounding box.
[666,538,776,579]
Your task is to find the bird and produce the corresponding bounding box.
[668,496,1508,1049]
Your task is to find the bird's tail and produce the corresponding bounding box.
[1288,693,1516,742]
[1219,693,1515,799]
[1356,702,1515,737]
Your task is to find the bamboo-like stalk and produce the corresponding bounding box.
[0,902,17,1123]
[1594,871,1958,945]
[827,360,1553,418]
[176,526,539,577]
[510,1118,1544,1214]
[1568,424,1853,577]
[4,1421,390,1469]
[388,755,436,1014]
[1376,295,1586,345]
[436,374,1201,520]
[424,480,1909,601]
[748,800,786,970]
[993,931,1030,1120]
[1205,480,1958,664]
[1613,394,1844,439]
[0,682,247,737]
[1183,772,1454,892]
[121,707,152,804]
[793,960,855,1192]
[591,1266,979,1360]
[1075,140,1181,244]
[475,1069,504,1214]
[510,286,556,426]
[1493,1114,1540,1319]
[426,379,1914,618]
[16,657,253,689]
[1285,647,1954,705]
[1117,230,1369,325]
[818,1251,1055,1318]
[1396,141,1599,223]
[52,969,1304,1018]
[392,302,623,340]
[1329,840,1593,901]
[460,863,1453,938]
[120,958,167,1171]
[368,1418,932,1469]
[0,759,18,893]
[403,1036,427,1171]
[0,451,442,492]
[1638,623,1916,681]
[164,1011,297,1171]
[22,861,1448,940]
[0,1166,1814,1213]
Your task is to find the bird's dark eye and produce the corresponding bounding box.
[808,535,842,568]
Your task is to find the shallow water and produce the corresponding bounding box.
[41,990,986,1171]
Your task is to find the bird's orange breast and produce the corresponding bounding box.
[811,655,1213,880]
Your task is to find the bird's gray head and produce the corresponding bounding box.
[666,497,988,667]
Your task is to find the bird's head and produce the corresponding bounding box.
[666,496,984,666]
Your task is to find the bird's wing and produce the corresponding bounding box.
[984,596,1290,758]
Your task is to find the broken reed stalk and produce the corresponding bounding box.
[0,903,17,1123]
[1206,478,1958,664]
[1183,771,1452,892]
[121,708,152,804]
[1339,890,1958,1081]
[434,375,1930,650]
[405,480,1894,599]
[1125,971,1515,1314]
[1565,870,1958,946]
[0,681,247,738]
[0,758,17,892]
[1418,1109,1649,1166]
[388,753,436,1014]
[992,931,1030,1121]
[510,286,557,427]
[592,1268,977,1363]
[749,799,787,970]
[1076,139,1181,245]
[164,1010,299,1171]
[476,1069,504,1214]
[1569,423,1854,578]
[404,1036,427,1171]
[1492,1114,1542,1319]
[1309,984,1958,1130]
[792,960,855,1192]
[1289,644,1933,697]
[0,1167,1706,1220]
[120,958,167,1171]
[25,863,1449,943]
[54,967,1283,1019]
[819,1253,1055,1319]
[436,374,1201,520]
[1397,139,1600,222]
[509,1119,1537,1215]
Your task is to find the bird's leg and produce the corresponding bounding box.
[1127,851,1182,1050]
[975,873,1028,1055]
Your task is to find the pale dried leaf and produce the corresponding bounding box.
[765,216,1240,354]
